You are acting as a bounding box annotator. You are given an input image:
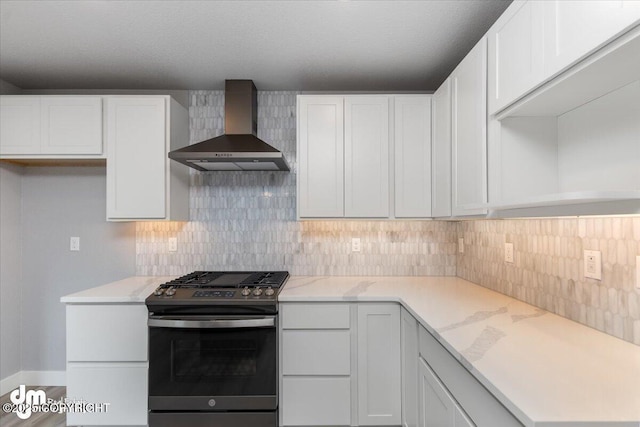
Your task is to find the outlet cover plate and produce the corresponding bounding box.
[70,237,80,251]
[458,238,464,254]
[584,250,602,280]
[504,243,514,263]
[351,238,361,253]
[168,237,178,252]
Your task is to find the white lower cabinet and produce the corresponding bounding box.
[66,363,148,426]
[401,308,419,427]
[357,304,402,426]
[65,303,148,426]
[282,377,352,426]
[418,357,474,427]
[418,326,523,427]
[280,302,401,427]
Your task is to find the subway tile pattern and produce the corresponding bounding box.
[457,218,640,345]
[136,91,458,277]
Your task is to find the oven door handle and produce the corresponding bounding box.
[148,317,275,329]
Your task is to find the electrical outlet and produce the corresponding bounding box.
[70,237,80,251]
[168,237,178,252]
[636,256,640,289]
[504,243,514,263]
[458,238,464,254]
[351,238,361,253]
[584,250,602,280]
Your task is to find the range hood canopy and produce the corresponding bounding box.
[169,80,289,171]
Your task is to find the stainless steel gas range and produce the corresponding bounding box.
[145,271,289,427]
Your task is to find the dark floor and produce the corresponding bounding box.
[0,386,66,426]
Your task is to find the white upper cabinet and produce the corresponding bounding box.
[297,94,432,219]
[297,96,344,218]
[487,0,545,115]
[543,0,640,78]
[451,37,488,217]
[106,96,189,221]
[345,96,390,218]
[40,96,103,155]
[0,96,41,155]
[431,78,452,218]
[0,95,103,157]
[394,96,432,218]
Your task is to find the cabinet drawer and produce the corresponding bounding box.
[419,326,523,427]
[67,363,147,426]
[281,303,351,329]
[282,330,351,375]
[67,304,148,362]
[282,377,351,426]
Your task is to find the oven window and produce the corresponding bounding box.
[172,339,257,379]
[149,324,277,398]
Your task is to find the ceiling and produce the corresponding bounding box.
[0,0,511,91]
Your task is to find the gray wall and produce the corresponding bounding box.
[0,162,23,381]
[0,79,21,95]
[0,79,22,382]
[18,168,136,372]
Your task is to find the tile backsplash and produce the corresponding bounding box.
[457,217,640,344]
[136,90,639,345]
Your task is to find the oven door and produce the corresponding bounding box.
[148,315,277,411]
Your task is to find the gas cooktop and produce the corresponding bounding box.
[145,271,289,310]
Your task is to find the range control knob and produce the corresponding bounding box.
[265,287,275,296]
[253,288,263,296]
[153,287,165,296]
[165,287,176,297]
[241,286,251,297]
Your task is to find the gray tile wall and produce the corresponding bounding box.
[135,91,458,276]
[457,218,640,345]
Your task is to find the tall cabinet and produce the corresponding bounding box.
[431,78,452,218]
[451,37,488,217]
[106,96,189,221]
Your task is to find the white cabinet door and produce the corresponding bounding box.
[66,363,147,426]
[40,96,103,154]
[394,96,432,218]
[345,96,390,218]
[357,303,401,425]
[451,37,488,217]
[455,408,476,427]
[543,0,640,77]
[282,377,351,426]
[401,308,419,427]
[418,357,455,427]
[0,96,40,154]
[487,0,545,114]
[106,97,167,219]
[431,78,452,218]
[282,329,351,375]
[297,96,344,218]
[66,304,148,362]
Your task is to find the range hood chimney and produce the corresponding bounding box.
[169,80,290,171]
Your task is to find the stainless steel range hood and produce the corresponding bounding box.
[169,80,289,171]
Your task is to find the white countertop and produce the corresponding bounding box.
[281,276,640,427]
[60,275,640,426]
[60,276,173,303]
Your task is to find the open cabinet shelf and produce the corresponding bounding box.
[488,24,640,217]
